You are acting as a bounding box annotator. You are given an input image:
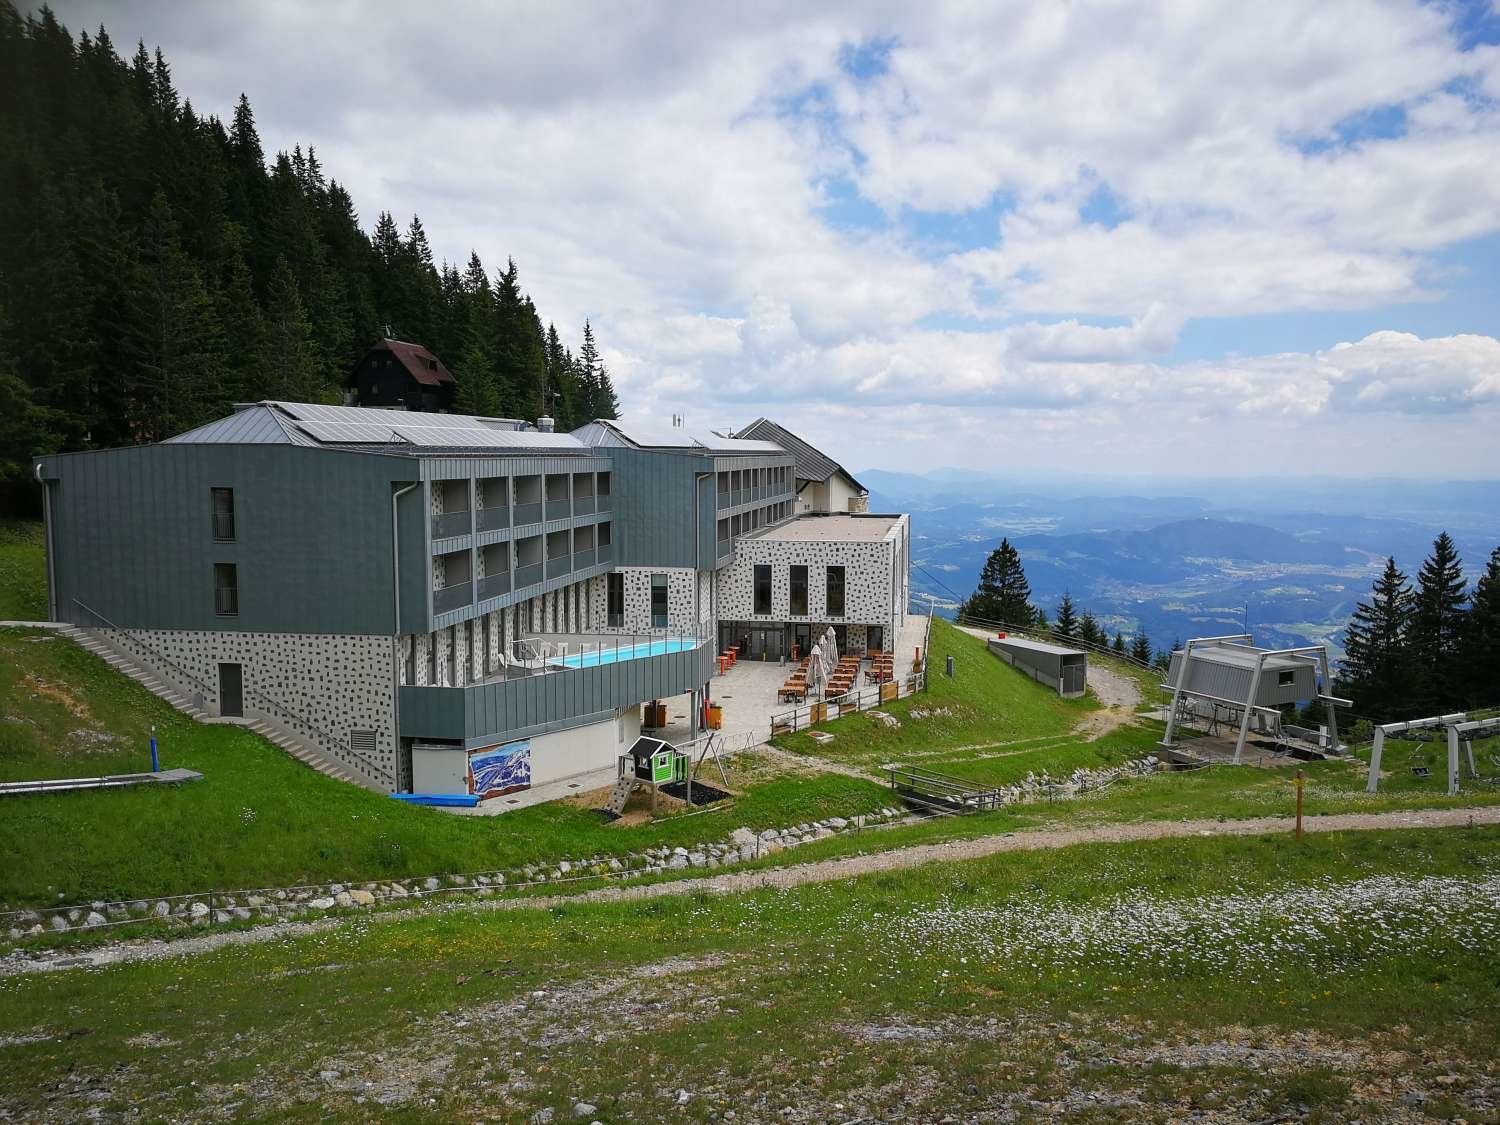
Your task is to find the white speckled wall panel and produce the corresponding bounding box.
[588,567,698,634]
[119,629,397,790]
[718,538,896,627]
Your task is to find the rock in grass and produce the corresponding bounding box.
[349,889,376,907]
[571,1104,596,1119]
[308,897,335,910]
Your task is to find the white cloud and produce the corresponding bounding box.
[46,0,1500,475]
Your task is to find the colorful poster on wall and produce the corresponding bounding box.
[468,739,531,799]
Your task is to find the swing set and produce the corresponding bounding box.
[1365,712,1500,795]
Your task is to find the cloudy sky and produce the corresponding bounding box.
[51,0,1500,478]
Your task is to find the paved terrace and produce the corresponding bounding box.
[454,612,931,816]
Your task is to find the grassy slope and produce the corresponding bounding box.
[0,628,889,907]
[0,521,45,620]
[773,618,1168,786]
[0,827,1495,1121]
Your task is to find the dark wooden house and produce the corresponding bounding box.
[345,338,456,412]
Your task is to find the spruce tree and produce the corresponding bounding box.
[257,257,321,402]
[962,538,1032,624]
[1112,632,1126,654]
[1456,547,1500,708]
[1411,532,1467,711]
[1129,632,1153,664]
[1340,557,1416,721]
[1054,593,1079,639]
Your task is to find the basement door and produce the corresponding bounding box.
[218,662,243,718]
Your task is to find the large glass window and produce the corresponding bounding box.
[211,487,235,541]
[650,573,669,628]
[607,573,624,627]
[214,563,239,616]
[754,564,772,615]
[826,565,845,617]
[789,565,808,615]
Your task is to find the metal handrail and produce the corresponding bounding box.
[72,598,215,700]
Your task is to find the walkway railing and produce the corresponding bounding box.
[769,670,926,737]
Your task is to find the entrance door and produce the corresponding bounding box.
[791,624,811,662]
[218,662,243,718]
[867,626,885,654]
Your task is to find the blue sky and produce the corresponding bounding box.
[51,0,1500,477]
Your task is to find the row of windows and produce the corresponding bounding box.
[753,564,844,617]
[716,465,790,496]
[717,501,792,544]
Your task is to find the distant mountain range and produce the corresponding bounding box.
[866,469,1500,659]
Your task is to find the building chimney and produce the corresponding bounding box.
[536,415,555,433]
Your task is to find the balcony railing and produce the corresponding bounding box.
[597,493,612,512]
[545,556,572,580]
[513,501,543,527]
[477,506,509,533]
[432,510,472,539]
[573,547,595,570]
[573,495,595,516]
[544,499,571,522]
[477,572,511,600]
[514,562,543,589]
[433,581,472,614]
[597,542,613,563]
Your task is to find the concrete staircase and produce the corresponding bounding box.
[59,626,210,720]
[57,625,359,787]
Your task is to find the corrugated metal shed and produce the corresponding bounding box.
[986,635,1087,697]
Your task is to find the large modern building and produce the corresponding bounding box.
[34,403,908,797]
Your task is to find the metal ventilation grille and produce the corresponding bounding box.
[349,729,377,758]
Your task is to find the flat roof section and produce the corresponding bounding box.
[1176,644,1316,672]
[756,514,902,542]
[990,636,1087,659]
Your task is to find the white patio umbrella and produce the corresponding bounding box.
[825,628,838,674]
[807,643,826,697]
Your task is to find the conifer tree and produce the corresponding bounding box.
[961,538,1032,624]
[1078,610,1103,647]
[1112,631,1126,654]
[1054,592,1079,639]
[1456,547,1500,708]
[1340,557,1416,720]
[1411,532,1467,710]
[1129,632,1153,664]
[257,257,321,402]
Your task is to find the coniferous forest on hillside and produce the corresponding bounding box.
[0,3,618,511]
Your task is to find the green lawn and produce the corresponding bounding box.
[1,826,1495,1121]
[0,520,45,620]
[774,618,1099,765]
[0,627,890,908]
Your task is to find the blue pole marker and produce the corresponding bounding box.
[150,725,159,772]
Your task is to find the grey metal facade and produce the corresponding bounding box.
[987,636,1088,697]
[1165,649,1317,707]
[37,443,419,635]
[399,642,716,746]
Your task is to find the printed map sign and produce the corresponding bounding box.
[469,739,531,798]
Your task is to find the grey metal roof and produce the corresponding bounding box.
[990,636,1088,659]
[571,418,783,455]
[168,402,587,455]
[164,405,317,446]
[1174,643,1315,672]
[733,418,865,491]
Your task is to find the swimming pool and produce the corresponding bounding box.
[548,638,699,669]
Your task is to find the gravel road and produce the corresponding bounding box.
[5,805,1496,978]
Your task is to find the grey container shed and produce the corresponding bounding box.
[1165,646,1317,708]
[987,636,1088,698]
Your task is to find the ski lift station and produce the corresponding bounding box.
[1161,635,1347,763]
[986,635,1087,698]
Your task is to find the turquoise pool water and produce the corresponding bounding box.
[550,638,697,669]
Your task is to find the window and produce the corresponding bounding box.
[754,564,772,615]
[826,565,845,617]
[211,487,235,541]
[607,572,624,628]
[651,573,669,628]
[1278,669,1296,687]
[214,563,239,616]
[789,565,808,615]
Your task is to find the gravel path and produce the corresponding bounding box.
[6,805,1497,979]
